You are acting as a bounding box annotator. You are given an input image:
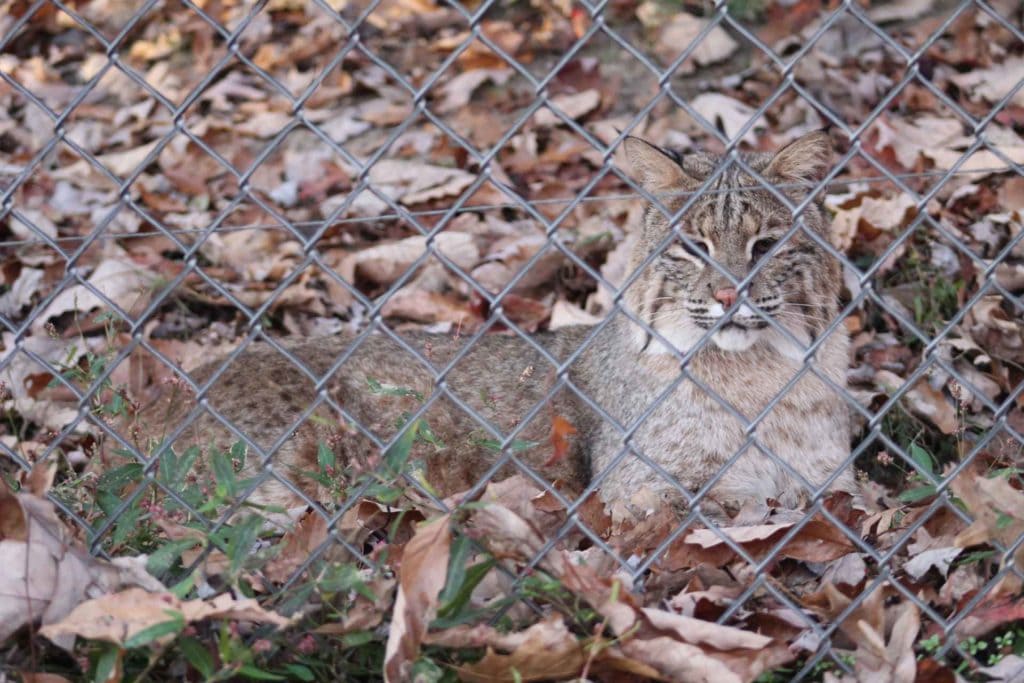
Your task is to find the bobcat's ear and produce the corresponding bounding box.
[623,136,692,193]
[764,131,833,183]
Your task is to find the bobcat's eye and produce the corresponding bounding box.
[751,237,778,263]
[665,237,710,262]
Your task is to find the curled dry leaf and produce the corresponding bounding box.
[557,555,794,683]
[452,615,587,683]
[314,573,396,636]
[902,546,961,580]
[690,93,768,145]
[652,12,737,71]
[875,369,959,435]
[39,587,294,648]
[534,89,601,127]
[827,190,917,251]
[978,654,1024,682]
[951,469,1024,569]
[469,501,794,682]
[340,232,479,287]
[262,509,330,584]
[828,600,919,683]
[35,257,157,332]
[0,486,164,650]
[383,514,452,683]
[965,296,1024,364]
[667,517,856,569]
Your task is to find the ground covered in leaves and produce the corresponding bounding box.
[2,0,1024,681]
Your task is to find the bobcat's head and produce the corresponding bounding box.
[623,131,843,360]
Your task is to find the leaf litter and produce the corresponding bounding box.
[2,0,1024,680]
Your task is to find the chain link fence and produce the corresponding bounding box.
[2,0,1024,679]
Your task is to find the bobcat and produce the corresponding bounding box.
[131,131,855,519]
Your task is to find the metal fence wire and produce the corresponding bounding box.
[2,0,1024,679]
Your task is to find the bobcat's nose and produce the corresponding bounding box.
[713,287,738,308]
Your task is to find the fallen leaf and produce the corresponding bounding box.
[263,509,330,584]
[0,488,164,650]
[978,654,1024,682]
[453,616,587,682]
[668,517,856,568]
[535,89,601,127]
[383,515,452,683]
[35,258,157,331]
[545,414,577,467]
[436,68,512,113]
[952,469,1024,569]
[950,56,1024,108]
[39,587,294,647]
[691,93,768,145]
[653,13,737,71]
[902,546,961,580]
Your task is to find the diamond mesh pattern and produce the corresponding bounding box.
[2,0,1024,677]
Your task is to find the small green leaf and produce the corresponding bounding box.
[237,664,287,680]
[93,642,121,683]
[474,438,539,453]
[367,377,424,401]
[319,563,376,601]
[212,450,237,497]
[909,443,934,477]
[226,515,262,576]
[996,512,1014,530]
[97,463,144,493]
[111,500,143,547]
[147,538,203,575]
[340,631,376,648]
[231,441,247,469]
[179,636,215,678]
[317,442,335,473]
[283,664,316,681]
[123,612,185,648]
[383,420,419,477]
[897,485,937,503]
[437,535,472,607]
[435,559,495,624]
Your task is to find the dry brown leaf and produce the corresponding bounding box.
[952,469,1024,569]
[902,546,961,580]
[850,601,920,683]
[35,258,157,331]
[691,93,768,145]
[535,89,601,127]
[436,68,512,113]
[19,673,75,683]
[828,192,917,250]
[39,587,294,647]
[867,0,933,22]
[263,509,330,584]
[652,12,737,71]
[965,296,1024,364]
[0,488,164,650]
[383,514,452,683]
[367,159,477,205]
[874,116,1024,173]
[950,56,1024,108]
[453,616,587,682]
[314,574,396,636]
[978,655,1024,682]
[668,517,856,568]
[875,370,959,435]
[556,556,794,682]
[345,232,479,286]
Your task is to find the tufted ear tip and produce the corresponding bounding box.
[623,136,690,192]
[765,131,833,183]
